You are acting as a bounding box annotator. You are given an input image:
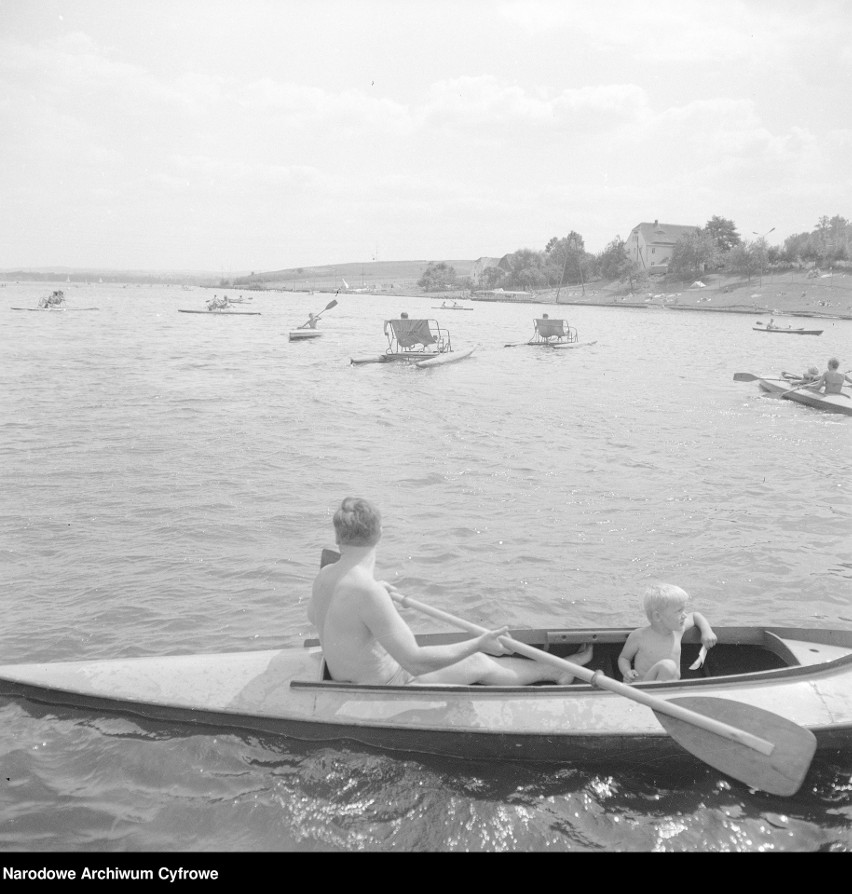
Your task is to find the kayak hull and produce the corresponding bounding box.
[288,330,323,340]
[11,307,99,311]
[0,626,850,766]
[757,377,852,417]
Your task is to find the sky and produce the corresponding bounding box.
[1,0,850,273]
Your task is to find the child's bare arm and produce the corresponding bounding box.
[618,633,641,682]
[690,612,717,648]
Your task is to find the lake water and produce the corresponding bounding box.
[0,282,850,854]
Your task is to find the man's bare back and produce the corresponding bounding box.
[309,552,408,685]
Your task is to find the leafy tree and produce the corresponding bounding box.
[597,236,631,280]
[668,231,719,279]
[481,266,506,289]
[418,261,456,291]
[703,216,741,252]
[543,232,587,288]
[726,242,760,281]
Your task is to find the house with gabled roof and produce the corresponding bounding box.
[626,220,701,273]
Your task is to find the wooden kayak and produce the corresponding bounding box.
[0,624,849,767]
[178,309,261,315]
[351,346,476,367]
[288,330,323,340]
[11,307,99,311]
[756,376,852,417]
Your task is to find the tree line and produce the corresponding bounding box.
[417,214,851,292]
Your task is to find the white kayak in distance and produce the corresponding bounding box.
[11,306,100,311]
[288,329,323,341]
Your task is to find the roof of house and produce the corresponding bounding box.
[631,221,701,245]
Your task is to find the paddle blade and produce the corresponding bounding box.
[324,299,338,311]
[655,697,816,797]
[733,373,761,382]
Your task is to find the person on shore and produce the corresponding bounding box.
[617,584,717,683]
[308,497,593,686]
[806,358,852,395]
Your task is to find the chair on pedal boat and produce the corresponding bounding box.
[530,317,578,345]
[384,318,451,355]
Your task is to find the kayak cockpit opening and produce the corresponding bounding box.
[299,626,833,690]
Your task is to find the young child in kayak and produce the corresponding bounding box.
[618,584,717,683]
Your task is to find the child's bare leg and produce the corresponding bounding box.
[642,659,680,682]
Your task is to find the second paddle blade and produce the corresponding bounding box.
[733,373,761,381]
[655,697,817,797]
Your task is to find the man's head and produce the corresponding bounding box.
[828,357,840,371]
[333,497,382,547]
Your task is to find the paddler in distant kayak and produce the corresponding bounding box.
[298,312,319,330]
[38,290,66,308]
[206,294,230,311]
[308,497,592,686]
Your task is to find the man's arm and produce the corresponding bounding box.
[361,581,510,676]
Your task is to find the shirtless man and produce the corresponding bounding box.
[807,358,852,395]
[308,497,592,685]
[618,583,717,683]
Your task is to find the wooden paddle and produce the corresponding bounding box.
[316,549,816,795]
[298,299,338,329]
[733,373,769,382]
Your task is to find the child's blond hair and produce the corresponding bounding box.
[643,583,689,620]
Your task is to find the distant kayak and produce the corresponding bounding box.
[11,307,99,312]
[178,309,261,315]
[289,330,323,340]
[753,323,822,335]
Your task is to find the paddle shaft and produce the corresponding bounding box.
[391,591,774,756]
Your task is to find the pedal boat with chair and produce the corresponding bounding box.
[351,317,476,367]
[0,550,848,795]
[505,316,596,349]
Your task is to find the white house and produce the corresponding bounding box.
[625,220,701,272]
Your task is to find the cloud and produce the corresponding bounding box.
[421,76,649,133]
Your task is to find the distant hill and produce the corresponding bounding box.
[233,259,478,292]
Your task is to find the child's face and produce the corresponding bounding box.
[656,602,688,632]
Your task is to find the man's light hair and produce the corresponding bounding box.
[333,497,382,547]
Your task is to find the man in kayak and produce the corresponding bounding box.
[617,584,717,683]
[806,358,852,395]
[308,497,592,686]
